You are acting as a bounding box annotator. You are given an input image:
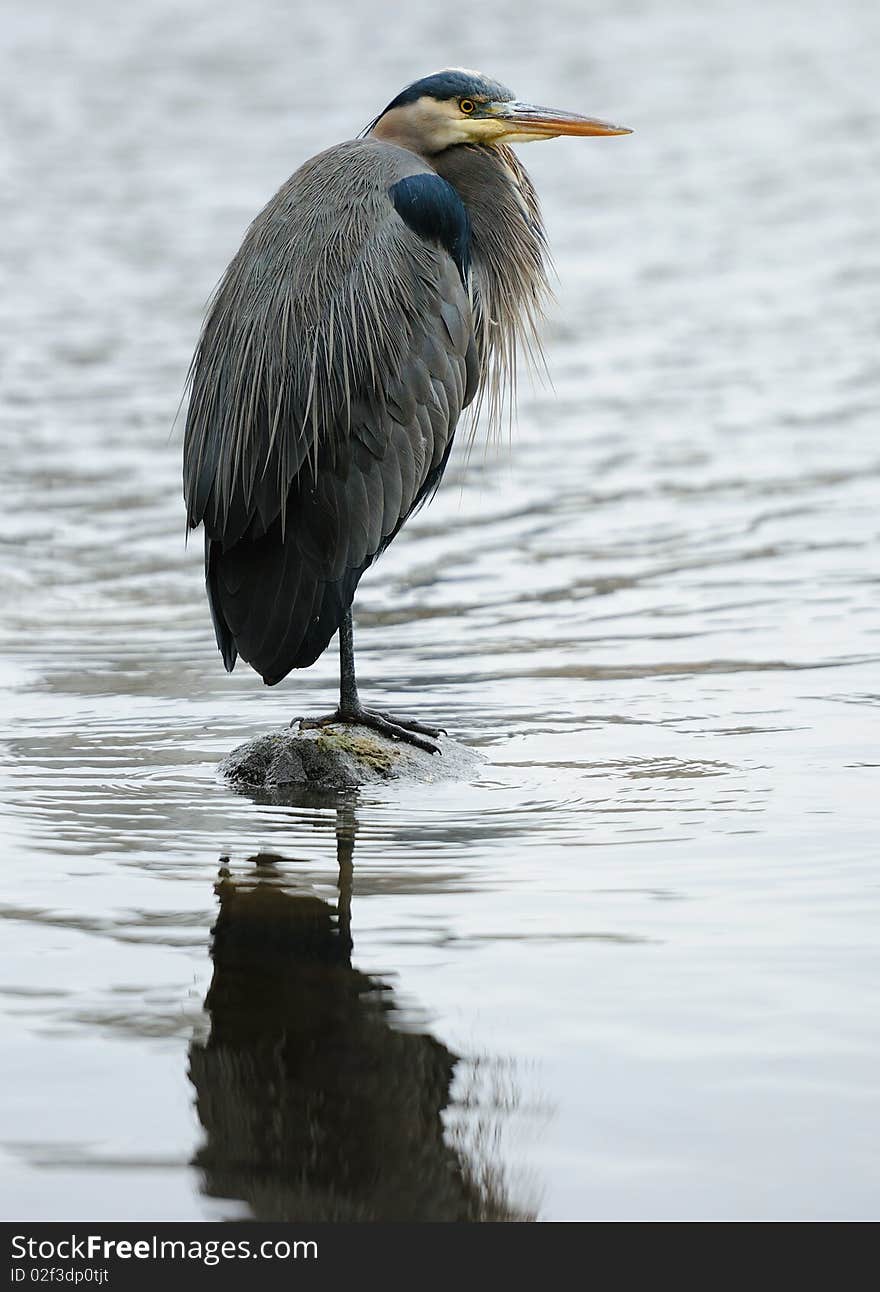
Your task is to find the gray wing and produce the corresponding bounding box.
[183,139,479,682]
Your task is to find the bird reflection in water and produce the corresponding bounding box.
[189,805,532,1220]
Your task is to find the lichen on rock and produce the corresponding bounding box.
[313,728,397,776]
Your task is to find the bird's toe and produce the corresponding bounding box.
[362,708,444,739]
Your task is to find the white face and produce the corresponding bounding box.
[372,95,515,155]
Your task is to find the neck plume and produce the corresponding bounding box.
[432,144,551,433]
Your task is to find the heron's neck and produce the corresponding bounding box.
[432,144,550,423]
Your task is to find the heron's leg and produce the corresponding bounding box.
[299,608,443,754]
[339,611,445,738]
[337,607,360,714]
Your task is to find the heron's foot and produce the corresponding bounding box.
[298,705,443,756]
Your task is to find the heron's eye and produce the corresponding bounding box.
[459,99,475,115]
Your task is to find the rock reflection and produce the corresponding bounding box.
[189,808,531,1221]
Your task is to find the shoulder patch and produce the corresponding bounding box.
[389,174,471,283]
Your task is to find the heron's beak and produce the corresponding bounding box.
[490,100,632,142]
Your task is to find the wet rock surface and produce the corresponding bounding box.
[220,723,484,793]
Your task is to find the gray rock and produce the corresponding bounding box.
[220,722,484,794]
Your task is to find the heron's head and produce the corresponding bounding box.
[369,68,631,155]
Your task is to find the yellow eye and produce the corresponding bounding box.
[459,99,475,115]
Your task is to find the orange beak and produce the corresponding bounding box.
[492,100,632,139]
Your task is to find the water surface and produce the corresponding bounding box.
[1,0,879,1220]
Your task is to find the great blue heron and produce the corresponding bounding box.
[184,69,630,752]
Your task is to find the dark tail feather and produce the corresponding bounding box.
[262,566,365,683]
[204,521,371,686]
[206,537,238,673]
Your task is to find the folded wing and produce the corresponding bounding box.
[183,139,479,682]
